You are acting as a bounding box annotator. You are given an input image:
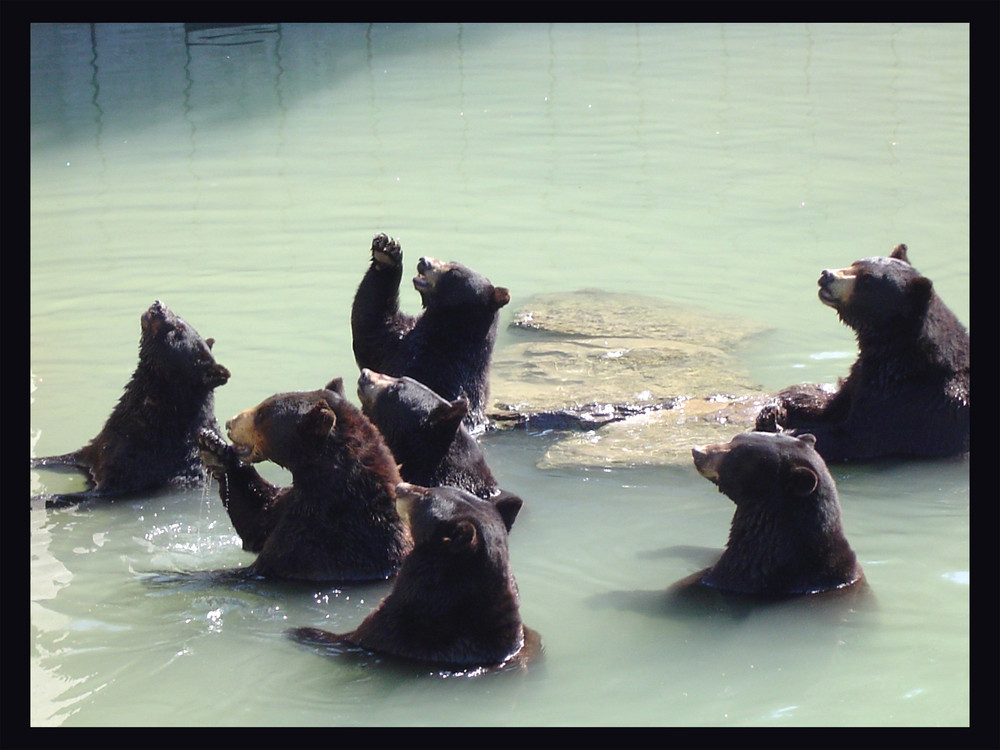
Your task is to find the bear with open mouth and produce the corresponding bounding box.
[198,379,411,582]
[350,232,510,433]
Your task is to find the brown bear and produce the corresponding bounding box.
[356,368,519,503]
[31,300,230,509]
[350,232,510,433]
[755,244,969,462]
[198,379,411,582]
[686,431,864,597]
[287,482,541,673]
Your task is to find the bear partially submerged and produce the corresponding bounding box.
[351,232,510,433]
[755,244,969,462]
[288,482,540,672]
[31,300,230,508]
[198,379,411,582]
[688,431,864,597]
[357,368,517,502]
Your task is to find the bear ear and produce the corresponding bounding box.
[205,337,215,350]
[300,400,337,439]
[426,397,469,431]
[446,520,479,550]
[796,433,817,448]
[492,286,511,309]
[909,276,934,312]
[324,377,346,396]
[493,491,523,532]
[890,243,911,264]
[786,465,819,497]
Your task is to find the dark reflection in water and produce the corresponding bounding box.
[31,23,502,148]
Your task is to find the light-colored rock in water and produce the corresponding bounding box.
[488,290,771,467]
[537,395,770,469]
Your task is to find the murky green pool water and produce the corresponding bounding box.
[31,22,969,727]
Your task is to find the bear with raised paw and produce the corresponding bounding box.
[288,482,541,672]
[357,368,520,503]
[755,244,969,462]
[31,300,230,509]
[350,232,510,433]
[686,431,864,597]
[198,379,411,582]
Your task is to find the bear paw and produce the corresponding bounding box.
[370,232,402,270]
[755,401,786,433]
[198,428,237,475]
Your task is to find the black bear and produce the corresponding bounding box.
[350,232,510,433]
[30,300,230,508]
[687,431,864,597]
[198,379,411,582]
[755,244,969,462]
[288,482,541,672]
[356,368,519,504]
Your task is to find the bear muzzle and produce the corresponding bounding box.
[357,368,397,404]
[413,257,450,292]
[691,443,728,483]
[817,267,854,307]
[226,410,263,462]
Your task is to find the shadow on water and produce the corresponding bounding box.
[30,23,505,149]
[587,545,877,633]
[286,624,545,681]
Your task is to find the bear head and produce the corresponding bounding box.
[413,256,510,312]
[394,481,522,554]
[139,300,230,389]
[816,243,934,335]
[691,431,862,596]
[357,368,468,456]
[347,481,526,666]
[224,378,348,469]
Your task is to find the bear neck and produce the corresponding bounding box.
[413,307,499,363]
[350,549,524,666]
[102,362,216,442]
[707,503,860,595]
[289,434,396,503]
[853,294,969,376]
[432,433,497,498]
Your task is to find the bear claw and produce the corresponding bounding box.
[754,402,785,433]
[198,428,236,472]
[371,233,402,269]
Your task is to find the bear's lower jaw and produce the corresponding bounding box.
[817,286,839,307]
[231,443,260,463]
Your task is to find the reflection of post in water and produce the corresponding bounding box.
[457,23,469,195]
[87,23,111,247]
[365,24,387,221]
[180,23,288,229]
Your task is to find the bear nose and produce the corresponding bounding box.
[819,269,835,285]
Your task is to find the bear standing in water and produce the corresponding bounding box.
[356,368,519,503]
[755,244,969,462]
[288,482,541,672]
[31,300,230,508]
[350,232,510,433]
[198,379,411,582]
[687,431,864,597]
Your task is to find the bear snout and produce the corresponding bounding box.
[691,444,725,482]
[205,363,231,387]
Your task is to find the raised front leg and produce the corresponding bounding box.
[198,429,283,552]
[351,233,413,372]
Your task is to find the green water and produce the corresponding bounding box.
[30,23,969,727]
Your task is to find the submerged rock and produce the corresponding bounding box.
[488,290,771,467]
